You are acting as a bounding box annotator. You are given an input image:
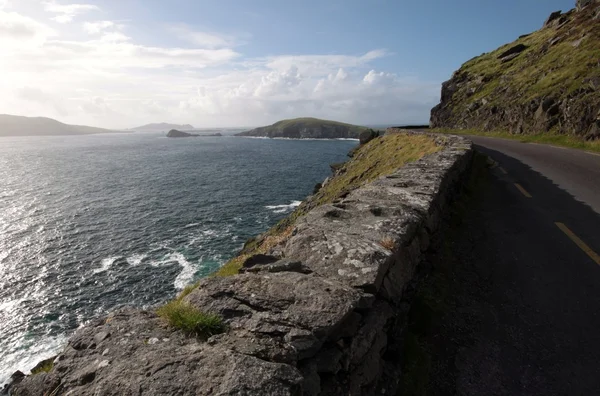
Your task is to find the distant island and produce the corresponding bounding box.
[0,114,123,137]
[236,117,369,139]
[131,123,194,132]
[166,129,222,138]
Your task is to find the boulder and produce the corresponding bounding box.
[544,11,562,27]
[497,44,528,60]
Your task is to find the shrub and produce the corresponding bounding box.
[157,300,225,339]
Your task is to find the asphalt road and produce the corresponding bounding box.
[420,137,600,395]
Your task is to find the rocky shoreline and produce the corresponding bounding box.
[5,130,474,395]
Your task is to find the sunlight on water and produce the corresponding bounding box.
[0,132,357,383]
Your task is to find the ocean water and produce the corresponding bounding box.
[0,131,357,384]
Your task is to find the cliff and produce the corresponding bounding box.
[0,114,121,137]
[430,0,600,140]
[236,118,370,139]
[5,131,475,395]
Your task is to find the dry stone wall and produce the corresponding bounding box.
[8,131,473,396]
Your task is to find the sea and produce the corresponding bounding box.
[0,130,357,384]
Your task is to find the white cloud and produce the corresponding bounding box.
[43,1,99,23]
[0,10,55,41]
[16,86,67,116]
[0,8,436,128]
[170,24,237,49]
[83,20,114,34]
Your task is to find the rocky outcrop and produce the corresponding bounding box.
[431,1,600,140]
[166,129,223,138]
[236,118,369,139]
[577,0,600,10]
[8,131,473,395]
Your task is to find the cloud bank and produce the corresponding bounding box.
[0,2,439,128]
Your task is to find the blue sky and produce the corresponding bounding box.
[0,0,575,128]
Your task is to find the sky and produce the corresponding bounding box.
[0,0,575,129]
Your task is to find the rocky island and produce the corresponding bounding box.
[431,0,600,140]
[166,129,223,138]
[236,117,370,139]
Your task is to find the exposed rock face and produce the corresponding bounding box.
[166,129,194,138]
[236,118,368,139]
[431,1,600,139]
[10,132,474,395]
[577,0,600,10]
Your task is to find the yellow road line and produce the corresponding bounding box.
[498,166,508,175]
[514,183,532,198]
[555,222,600,266]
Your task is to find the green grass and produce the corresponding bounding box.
[458,16,600,103]
[31,360,54,375]
[156,300,225,339]
[214,133,442,277]
[241,117,370,138]
[432,128,600,153]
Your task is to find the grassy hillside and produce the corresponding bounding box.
[236,117,369,139]
[431,2,600,140]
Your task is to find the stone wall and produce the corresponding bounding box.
[7,131,473,396]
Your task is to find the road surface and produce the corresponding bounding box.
[419,136,600,395]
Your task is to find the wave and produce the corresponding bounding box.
[0,333,67,385]
[93,256,121,274]
[126,253,147,266]
[265,200,302,214]
[170,253,196,290]
[147,252,197,290]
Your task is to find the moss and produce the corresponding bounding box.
[31,360,54,375]
[215,133,441,276]
[156,300,225,339]
[432,128,600,153]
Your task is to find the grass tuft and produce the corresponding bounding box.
[379,237,396,251]
[31,360,54,375]
[156,300,225,339]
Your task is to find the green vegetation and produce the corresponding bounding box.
[432,128,600,153]
[459,16,600,104]
[31,360,54,375]
[237,117,370,138]
[434,8,600,139]
[271,117,366,130]
[156,300,225,339]
[215,133,441,276]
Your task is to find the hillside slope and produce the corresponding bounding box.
[431,0,600,140]
[0,114,120,137]
[131,123,194,132]
[236,117,369,139]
